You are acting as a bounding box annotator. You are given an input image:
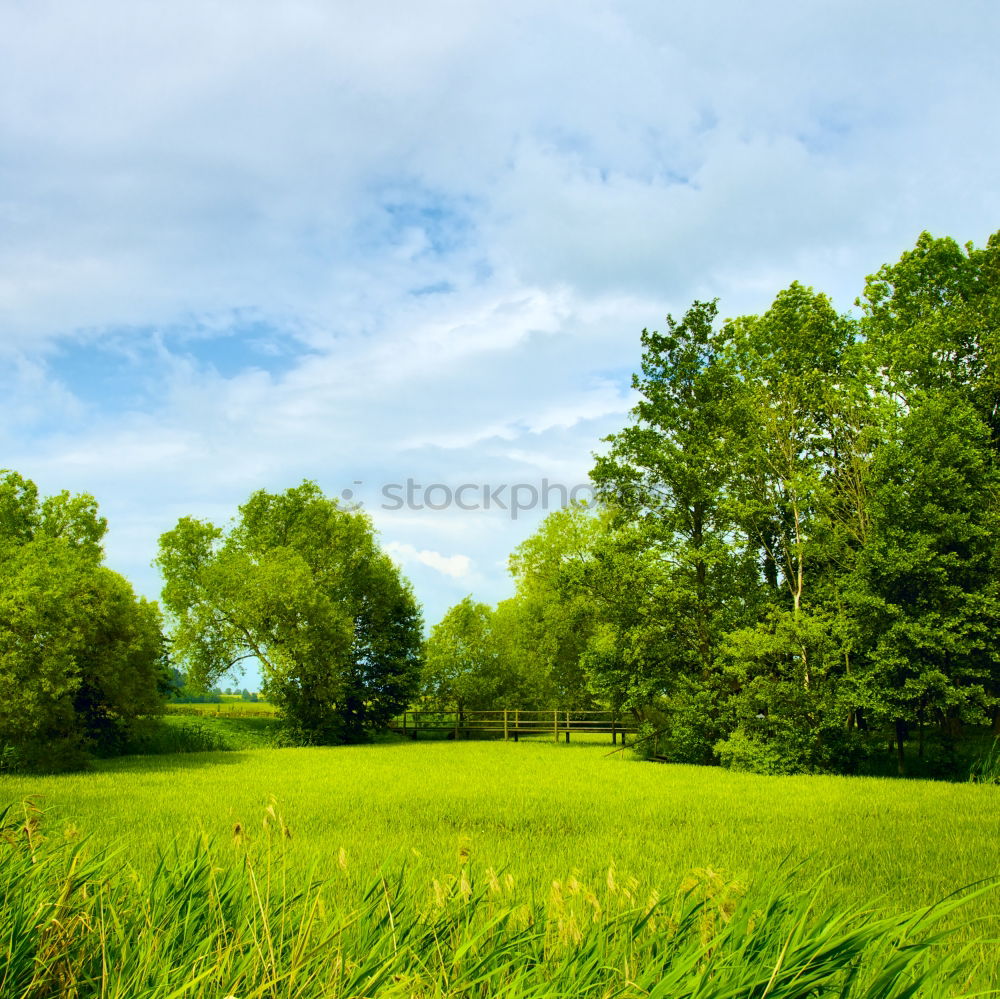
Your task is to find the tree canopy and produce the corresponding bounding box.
[157,481,423,742]
[0,471,165,770]
[424,230,1000,777]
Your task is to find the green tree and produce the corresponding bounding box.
[593,300,751,678]
[711,285,878,772]
[0,471,164,770]
[860,230,999,442]
[860,229,1000,739]
[849,395,1000,772]
[505,503,606,708]
[422,597,504,712]
[590,302,759,758]
[156,481,422,742]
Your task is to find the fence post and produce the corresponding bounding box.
[402,711,407,737]
[514,710,519,743]
[565,710,570,742]
[611,712,617,745]
[504,709,509,741]
[454,711,460,741]
[553,709,558,742]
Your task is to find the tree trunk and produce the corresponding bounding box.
[692,502,710,670]
[894,719,907,775]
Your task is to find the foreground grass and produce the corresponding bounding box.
[3,740,999,989]
[2,801,993,999]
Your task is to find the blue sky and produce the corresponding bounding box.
[2,0,998,689]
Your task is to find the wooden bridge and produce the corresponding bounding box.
[388,709,636,744]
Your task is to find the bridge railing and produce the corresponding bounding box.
[388,709,636,744]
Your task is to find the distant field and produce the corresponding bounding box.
[165,700,279,716]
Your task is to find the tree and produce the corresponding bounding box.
[156,481,422,742]
[860,230,999,444]
[0,470,165,770]
[711,284,875,772]
[505,503,606,708]
[859,230,1000,741]
[590,302,760,758]
[593,301,751,679]
[848,395,1000,772]
[422,597,505,712]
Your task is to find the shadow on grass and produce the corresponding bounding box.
[102,752,254,774]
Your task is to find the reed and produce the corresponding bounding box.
[1,801,992,999]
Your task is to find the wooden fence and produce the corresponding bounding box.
[388,709,636,744]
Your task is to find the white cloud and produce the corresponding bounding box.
[385,542,473,580]
[1,0,999,685]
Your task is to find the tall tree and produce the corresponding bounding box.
[711,285,879,771]
[849,395,1000,772]
[157,481,422,742]
[592,300,754,685]
[859,230,1000,748]
[0,471,164,770]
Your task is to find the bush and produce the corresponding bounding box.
[716,724,870,777]
[715,727,802,775]
[122,718,229,755]
[969,738,1000,785]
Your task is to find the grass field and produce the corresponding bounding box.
[3,738,999,995]
[4,739,999,918]
[164,700,279,717]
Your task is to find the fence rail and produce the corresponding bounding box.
[388,709,636,744]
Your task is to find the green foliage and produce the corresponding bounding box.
[860,230,1000,435]
[124,717,231,754]
[156,481,422,743]
[849,395,999,739]
[0,470,165,771]
[406,230,991,775]
[968,738,1000,785]
[422,596,511,711]
[502,503,608,708]
[652,676,729,765]
[593,300,756,688]
[575,231,1000,776]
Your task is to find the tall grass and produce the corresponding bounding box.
[125,715,280,754]
[968,739,1000,785]
[1,800,992,999]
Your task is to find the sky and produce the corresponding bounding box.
[2,0,999,689]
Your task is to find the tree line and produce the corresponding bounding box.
[422,231,1000,776]
[1,478,422,769]
[2,229,996,775]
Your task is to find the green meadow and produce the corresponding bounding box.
[4,742,998,922]
[4,737,1000,996]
